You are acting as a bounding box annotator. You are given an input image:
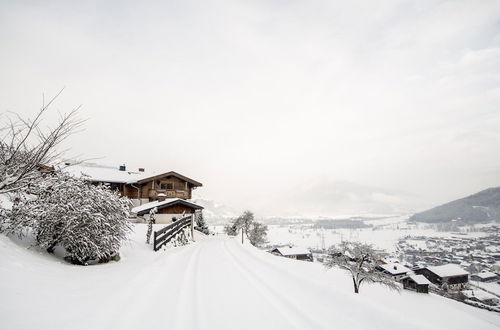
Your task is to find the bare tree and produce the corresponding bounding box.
[0,89,83,193]
[324,241,400,294]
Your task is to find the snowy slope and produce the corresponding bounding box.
[1,226,499,330]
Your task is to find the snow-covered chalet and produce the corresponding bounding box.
[64,163,203,223]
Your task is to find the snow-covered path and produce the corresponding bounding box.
[1,226,500,330]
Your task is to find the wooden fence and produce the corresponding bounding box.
[153,215,194,251]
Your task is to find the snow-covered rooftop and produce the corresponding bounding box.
[62,163,202,186]
[473,271,498,279]
[378,263,411,275]
[408,274,431,285]
[131,198,202,215]
[462,290,498,302]
[274,246,311,256]
[427,264,469,278]
[62,163,145,184]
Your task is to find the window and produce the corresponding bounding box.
[160,182,174,190]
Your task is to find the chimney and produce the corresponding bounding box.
[138,168,145,172]
[119,164,126,171]
[157,193,166,202]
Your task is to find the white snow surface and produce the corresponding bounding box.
[273,246,311,256]
[62,163,144,183]
[1,225,499,330]
[427,264,469,278]
[131,198,203,214]
[409,274,432,285]
[379,262,411,275]
[474,271,498,280]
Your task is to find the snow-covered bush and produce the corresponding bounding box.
[325,241,401,294]
[146,207,157,244]
[2,172,131,265]
[223,223,238,236]
[194,211,209,235]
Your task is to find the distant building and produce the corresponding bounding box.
[270,246,313,262]
[401,274,431,293]
[377,263,411,280]
[416,264,468,290]
[470,271,498,282]
[460,290,499,306]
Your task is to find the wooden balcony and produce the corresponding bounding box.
[149,189,189,199]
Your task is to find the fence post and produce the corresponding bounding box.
[153,230,157,251]
[191,214,195,241]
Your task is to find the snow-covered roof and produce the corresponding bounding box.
[62,163,202,186]
[274,246,311,256]
[62,163,144,184]
[473,271,498,279]
[131,198,203,215]
[427,264,469,278]
[462,290,498,302]
[408,274,431,285]
[379,263,411,275]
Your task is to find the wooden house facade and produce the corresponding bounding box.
[270,247,313,262]
[401,275,431,293]
[415,264,469,290]
[121,171,202,204]
[63,163,203,224]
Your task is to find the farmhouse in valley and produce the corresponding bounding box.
[415,264,469,290]
[270,246,313,262]
[401,274,431,293]
[470,271,498,282]
[64,163,203,223]
[377,262,411,280]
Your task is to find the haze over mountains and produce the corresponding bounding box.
[195,180,430,219]
[410,187,500,223]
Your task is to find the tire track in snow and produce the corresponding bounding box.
[222,240,324,330]
[172,243,202,330]
[88,245,196,330]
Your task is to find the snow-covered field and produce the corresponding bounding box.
[1,224,499,330]
[259,218,493,252]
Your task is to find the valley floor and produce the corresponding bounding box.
[1,225,499,330]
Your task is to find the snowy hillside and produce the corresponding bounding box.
[1,225,499,330]
[411,187,500,223]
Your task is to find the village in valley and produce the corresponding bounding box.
[257,218,500,312]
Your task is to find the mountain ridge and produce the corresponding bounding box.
[410,186,500,223]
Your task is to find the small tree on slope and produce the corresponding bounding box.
[324,241,400,294]
[195,211,209,235]
[223,211,268,246]
[2,172,131,265]
[247,221,268,247]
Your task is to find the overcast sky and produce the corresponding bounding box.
[1,0,500,213]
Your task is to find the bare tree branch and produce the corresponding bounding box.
[0,90,84,193]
